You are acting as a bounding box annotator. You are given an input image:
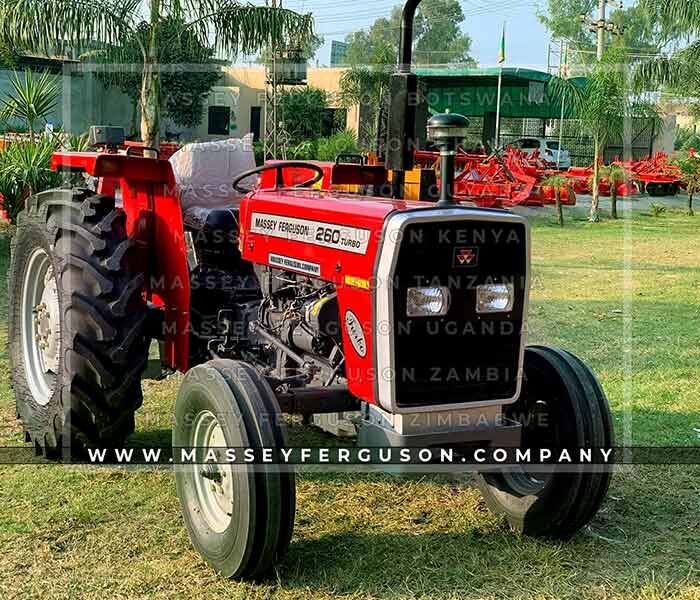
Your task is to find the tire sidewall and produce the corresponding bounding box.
[8,210,66,447]
[173,364,258,576]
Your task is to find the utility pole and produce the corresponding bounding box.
[596,0,605,60]
[579,0,624,62]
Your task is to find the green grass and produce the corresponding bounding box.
[0,209,699,599]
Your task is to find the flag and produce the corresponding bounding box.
[498,24,506,64]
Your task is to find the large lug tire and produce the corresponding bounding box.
[173,359,295,579]
[8,188,148,453]
[476,345,613,538]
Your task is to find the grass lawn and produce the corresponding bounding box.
[0,207,698,599]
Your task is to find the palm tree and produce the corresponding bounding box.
[540,174,568,227]
[338,42,393,155]
[599,163,627,219]
[0,0,313,153]
[635,2,700,113]
[1,70,59,141]
[549,47,659,222]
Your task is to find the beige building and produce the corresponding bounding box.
[184,66,361,143]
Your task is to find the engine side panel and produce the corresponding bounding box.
[239,190,404,403]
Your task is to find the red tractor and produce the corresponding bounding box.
[8,0,612,580]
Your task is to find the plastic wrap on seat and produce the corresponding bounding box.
[169,134,256,210]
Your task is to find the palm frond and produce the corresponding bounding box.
[1,70,59,132]
[0,0,139,55]
[187,3,314,57]
[633,40,700,94]
[640,0,700,37]
[547,76,585,117]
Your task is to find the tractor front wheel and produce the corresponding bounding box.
[476,345,613,538]
[173,359,295,579]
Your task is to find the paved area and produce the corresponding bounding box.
[511,192,689,219]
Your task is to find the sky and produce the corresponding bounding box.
[281,0,553,70]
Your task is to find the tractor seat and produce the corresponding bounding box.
[169,135,256,212]
[183,205,243,267]
[183,205,240,237]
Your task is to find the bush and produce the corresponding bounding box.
[287,139,318,161]
[675,126,700,151]
[278,86,328,141]
[315,130,360,162]
[0,136,63,221]
[650,203,666,217]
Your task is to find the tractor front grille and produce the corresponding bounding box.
[375,210,528,411]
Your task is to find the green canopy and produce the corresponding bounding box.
[414,67,584,119]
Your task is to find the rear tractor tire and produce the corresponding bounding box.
[8,188,149,454]
[173,360,295,579]
[476,345,613,538]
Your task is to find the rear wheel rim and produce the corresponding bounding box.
[21,248,60,406]
[192,410,234,533]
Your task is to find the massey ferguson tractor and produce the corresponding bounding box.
[8,0,612,580]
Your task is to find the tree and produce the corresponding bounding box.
[0,38,19,69]
[538,0,664,65]
[95,16,221,137]
[599,163,627,219]
[0,0,313,153]
[672,153,700,216]
[344,0,476,66]
[633,2,700,116]
[278,86,328,141]
[1,70,59,141]
[540,174,568,227]
[550,47,659,222]
[338,43,394,153]
[256,33,324,65]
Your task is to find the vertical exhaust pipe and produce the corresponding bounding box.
[386,0,423,198]
[427,111,470,206]
[388,0,469,205]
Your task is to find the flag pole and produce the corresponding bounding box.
[557,40,567,169]
[495,22,505,149]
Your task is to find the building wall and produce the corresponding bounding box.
[189,66,360,142]
[0,68,133,135]
[0,65,360,143]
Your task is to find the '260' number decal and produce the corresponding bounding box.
[315,227,341,244]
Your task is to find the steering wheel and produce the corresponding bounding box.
[232,161,325,194]
[125,145,160,158]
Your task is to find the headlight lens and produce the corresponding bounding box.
[406,286,450,317]
[476,283,514,313]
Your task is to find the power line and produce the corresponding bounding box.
[315,0,531,27]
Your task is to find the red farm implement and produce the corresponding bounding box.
[623,153,681,196]
[415,146,576,208]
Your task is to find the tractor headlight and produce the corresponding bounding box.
[406,286,450,317]
[476,283,514,314]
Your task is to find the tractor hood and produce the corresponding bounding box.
[240,189,429,286]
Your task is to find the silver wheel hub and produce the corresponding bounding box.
[21,248,60,406]
[192,410,234,533]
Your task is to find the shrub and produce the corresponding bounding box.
[675,126,700,151]
[279,86,328,141]
[315,130,359,162]
[0,136,63,221]
[287,139,318,161]
[650,203,666,217]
